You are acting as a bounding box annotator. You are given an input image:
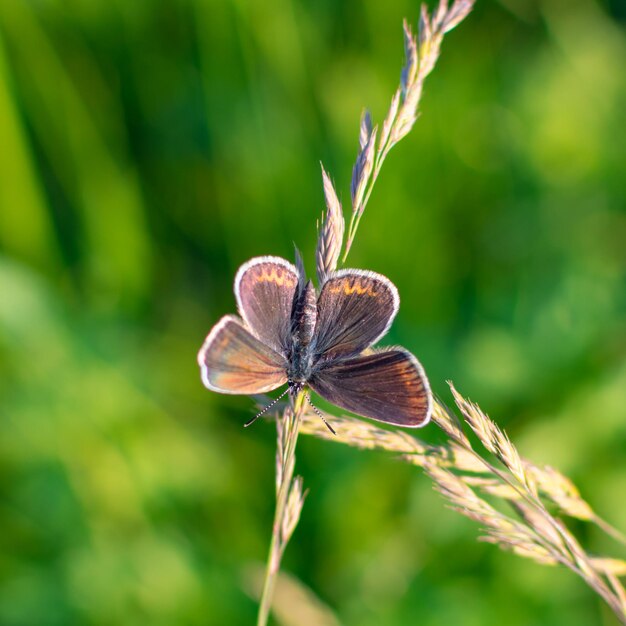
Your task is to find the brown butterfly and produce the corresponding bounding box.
[198,256,432,429]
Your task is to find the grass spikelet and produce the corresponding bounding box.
[450,383,533,493]
[316,164,344,284]
[449,383,499,454]
[282,476,307,546]
[590,558,626,577]
[351,126,378,217]
[446,443,489,472]
[431,399,469,444]
[380,90,400,151]
[510,501,566,550]
[358,109,373,149]
[481,536,558,567]
[529,463,595,518]
[424,462,508,527]
[524,463,626,547]
[462,476,521,500]
[442,0,475,32]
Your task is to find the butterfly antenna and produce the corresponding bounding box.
[306,393,336,435]
[245,387,290,428]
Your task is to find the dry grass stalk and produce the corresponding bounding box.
[256,1,626,622]
[299,386,626,623]
[253,1,626,620]
[259,3,476,623]
[343,0,476,260]
[257,395,307,626]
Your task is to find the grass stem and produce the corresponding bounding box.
[257,391,306,626]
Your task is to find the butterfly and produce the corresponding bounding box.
[198,256,432,429]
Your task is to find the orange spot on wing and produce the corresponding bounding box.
[329,279,378,297]
[253,266,297,288]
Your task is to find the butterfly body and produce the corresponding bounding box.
[199,256,432,428]
[288,280,317,385]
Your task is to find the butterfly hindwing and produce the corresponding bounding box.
[312,270,399,362]
[198,315,288,394]
[309,348,431,427]
[235,256,299,355]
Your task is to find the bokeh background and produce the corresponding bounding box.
[1,0,625,624]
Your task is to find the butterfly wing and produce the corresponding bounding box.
[313,270,399,362]
[235,256,299,355]
[198,315,288,394]
[309,348,432,427]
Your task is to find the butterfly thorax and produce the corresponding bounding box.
[287,280,317,382]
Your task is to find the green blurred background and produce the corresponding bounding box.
[1,0,625,624]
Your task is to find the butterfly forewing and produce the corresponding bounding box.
[309,348,432,427]
[313,270,399,362]
[235,256,299,355]
[198,315,288,394]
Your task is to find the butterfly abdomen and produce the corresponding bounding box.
[288,280,317,381]
[291,280,317,347]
